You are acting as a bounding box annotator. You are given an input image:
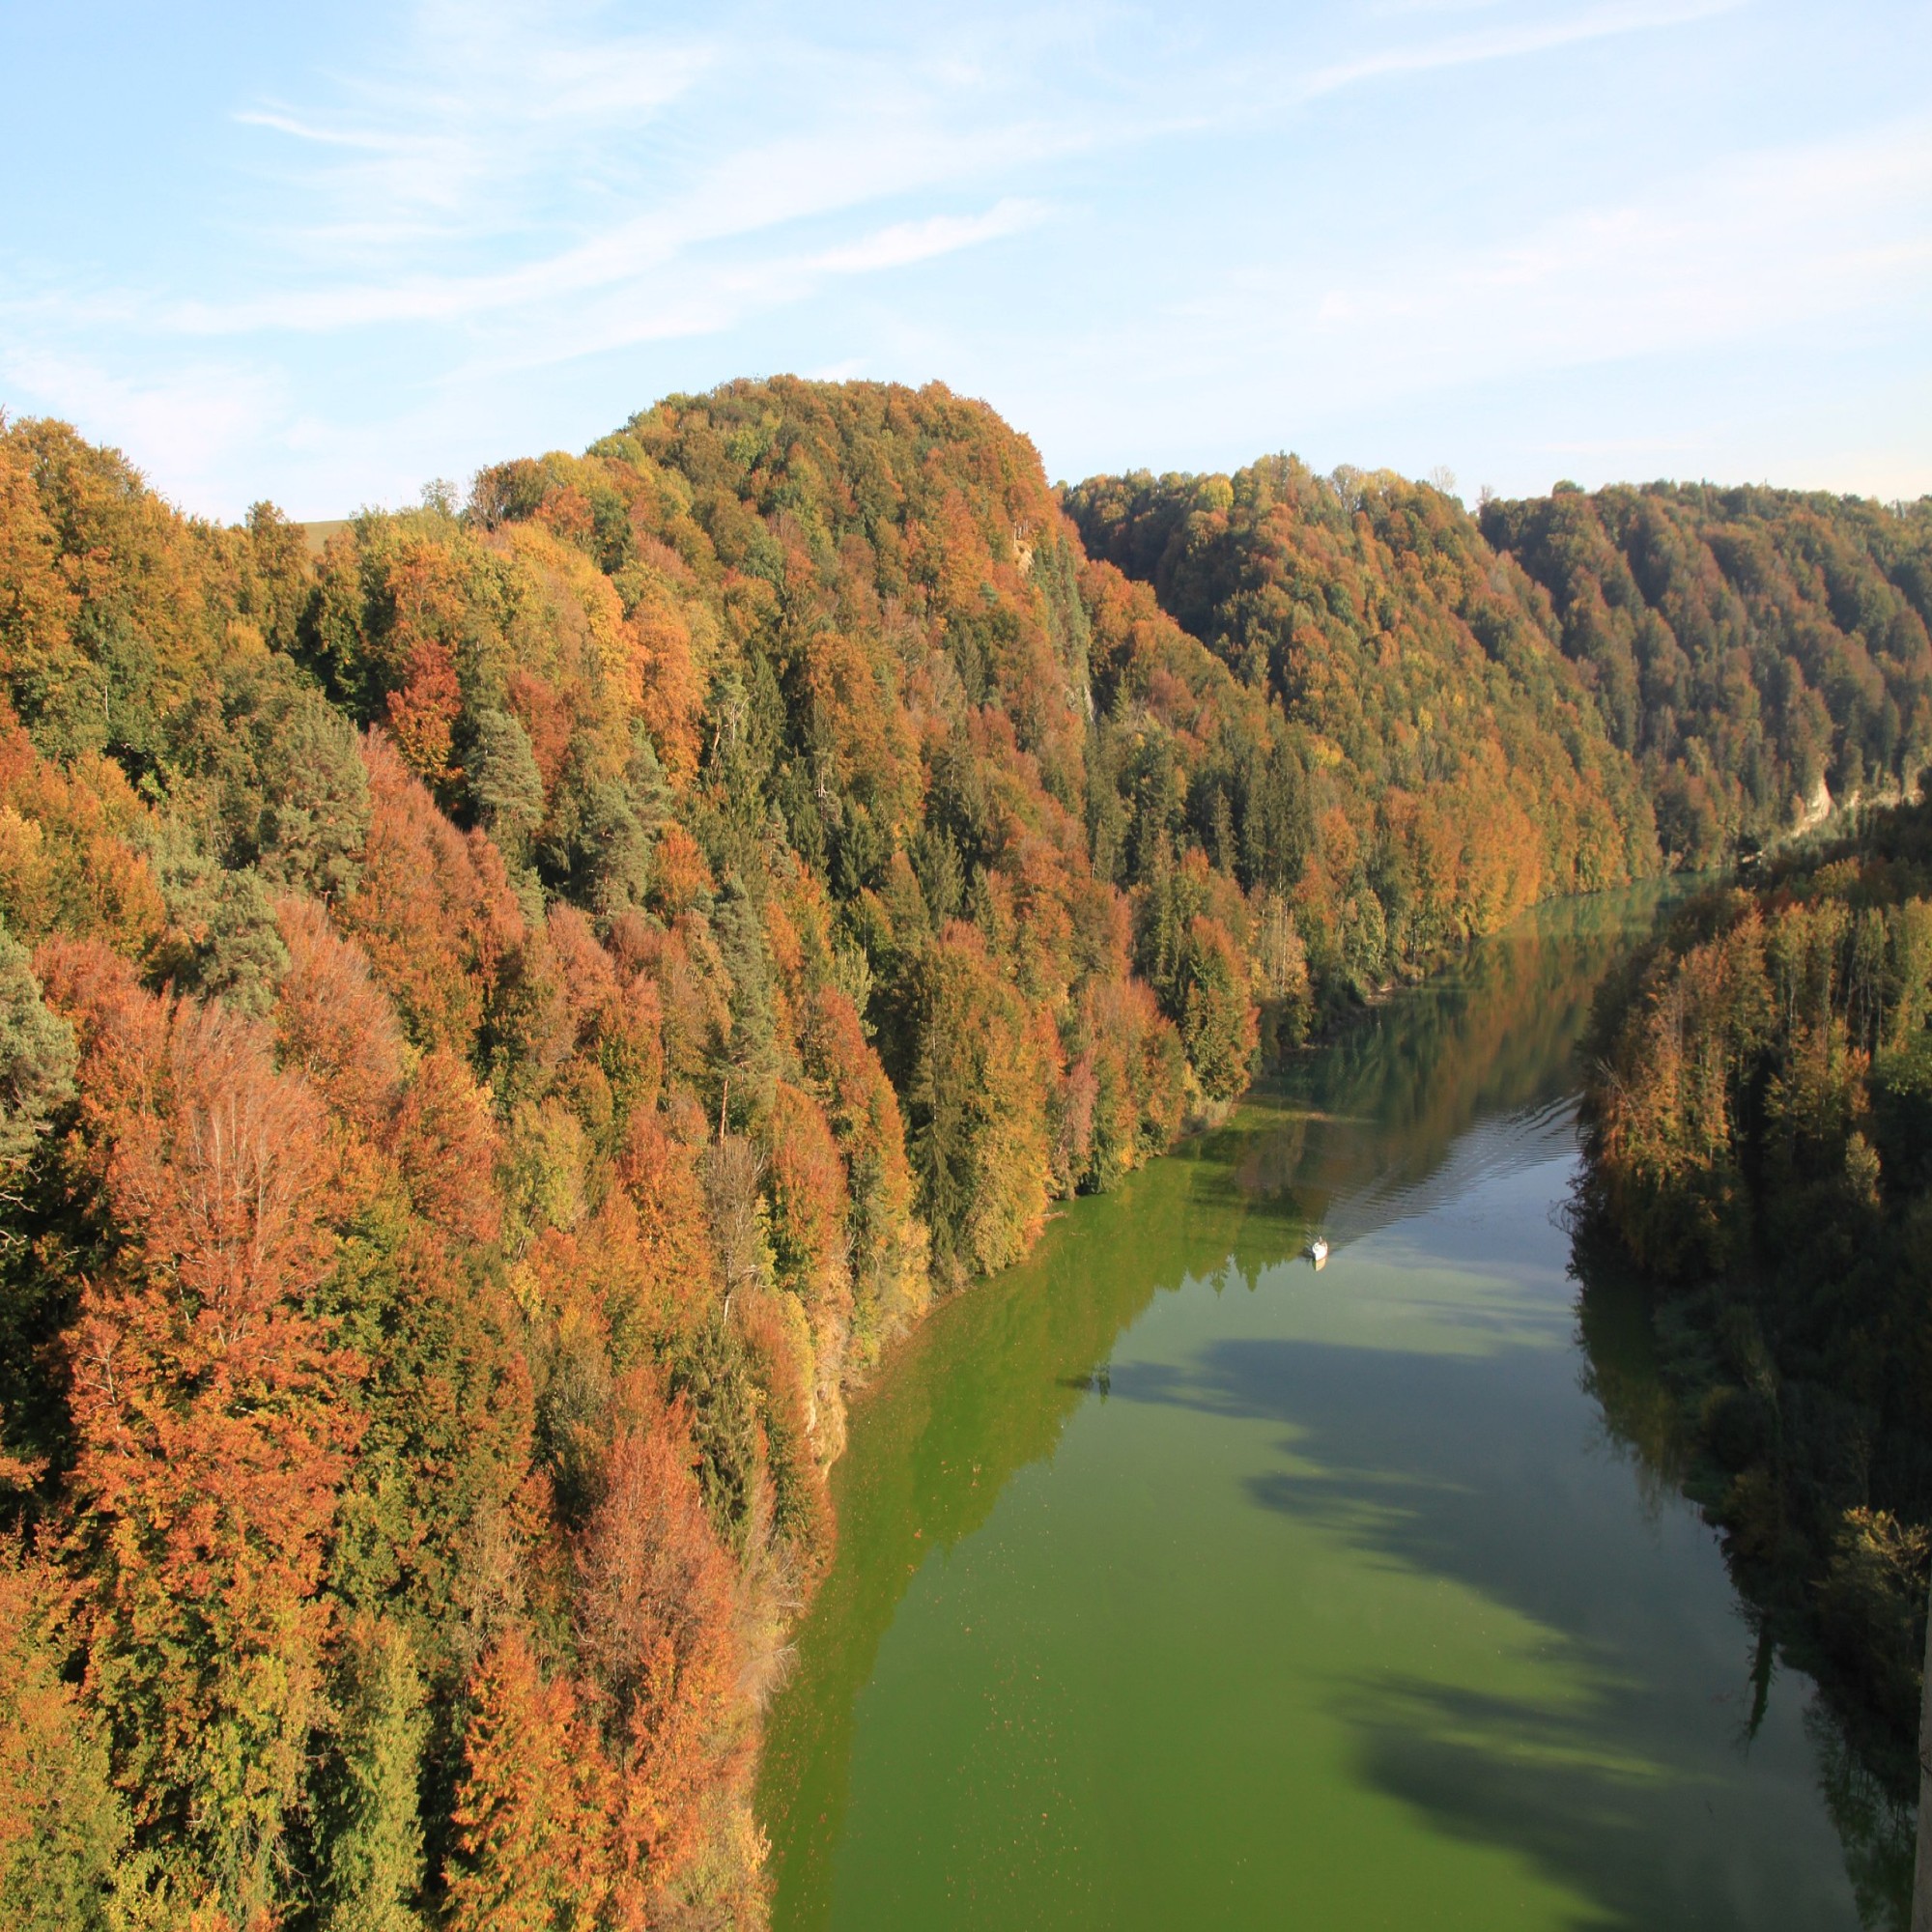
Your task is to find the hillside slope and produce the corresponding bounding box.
[1482,482,1932,865]
[0,384,1668,1927]
[1576,786,1932,1806]
[1065,458,1658,1000]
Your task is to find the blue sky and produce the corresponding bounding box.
[3,0,1927,520]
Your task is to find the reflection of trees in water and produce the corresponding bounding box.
[1224,888,1667,1264]
[758,1106,1312,1918]
[771,880,1911,1930]
[1572,1230,1916,1929]
[1809,1705,1916,1932]
[764,890,1674,1918]
[1574,1240,1697,1526]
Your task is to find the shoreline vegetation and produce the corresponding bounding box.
[0,378,1926,1928]
[1574,783,1932,1924]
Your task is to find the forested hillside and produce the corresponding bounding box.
[1576,789,1932,1798]
[1065,461,1657,999]
[1070,469,1932,887]
[0,381,1221,1930]
[1482,484,1932,867]
[1,375,1920,1928]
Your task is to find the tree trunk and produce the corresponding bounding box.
[1915,1565,1932,1932]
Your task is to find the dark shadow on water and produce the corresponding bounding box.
[1574,1248,1918,1928]
[1105,1312,1886,1927]
[760,884,1864,1932]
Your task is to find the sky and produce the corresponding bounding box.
[2,0,1927,521]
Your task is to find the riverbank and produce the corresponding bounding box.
[756,888,1878,1930]
[1572,793,1932,1922]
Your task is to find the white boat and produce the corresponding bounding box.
[1308,1236,1329,1268]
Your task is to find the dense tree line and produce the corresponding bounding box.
[0,385,1427,1929]
[1576,787,1932,1803]
[3,375,1916,1927]
[1070,464,1932,905]
[1480,482,1932,867]
[1065,459,1658,1006]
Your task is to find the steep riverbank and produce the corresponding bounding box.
[757,888,1891,1930]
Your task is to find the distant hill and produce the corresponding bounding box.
[1065,462,1932,873]
[1482,482,1932,864]
[298,515,351,555]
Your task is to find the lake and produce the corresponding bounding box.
[758,891,1889,1930]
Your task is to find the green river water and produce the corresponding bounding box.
[758,892,1894,1930]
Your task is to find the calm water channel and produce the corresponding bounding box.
[759,892,1887,1930]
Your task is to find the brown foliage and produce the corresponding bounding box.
[336,731,526,1059]
[388,1047,502,1249]
[445,1628,613,1932]
[270,895,402,1129]
[576,1384,749,1916]
[41,942,358,1911]
[0,712,166,959]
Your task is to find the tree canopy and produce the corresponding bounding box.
[2,380,1925,1927]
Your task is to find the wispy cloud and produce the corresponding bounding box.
[1171,116,1932,413]
[15,0,1751,359]
[150,10,1083,353]
[813,199,1051,276]
[0,346,286,509]
[1298,0,1747,99]
[434,198,1060,379]
[1320,117,1930,350]
[241,3,716,244]
[156,181,1055,344]
[4,0,1921,516]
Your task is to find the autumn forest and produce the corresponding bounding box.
[1,378,1930,1929]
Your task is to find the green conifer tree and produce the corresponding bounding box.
[318,1613,429,1932]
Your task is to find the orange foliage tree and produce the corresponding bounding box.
[42,942,358,1921]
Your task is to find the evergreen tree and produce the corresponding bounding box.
[318,1614,429,1932]
[468,709,546,869]
[0,920,74,1163]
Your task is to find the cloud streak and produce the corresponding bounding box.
[18,0,1754,355]
[1297,0,1747,99]
[3,0,1922,516]
[1175,116,1932,415]
[0,346,288,509]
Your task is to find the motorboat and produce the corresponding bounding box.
[1308,1236,1329,1268]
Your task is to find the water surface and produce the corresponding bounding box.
[760,894,1875,1929]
